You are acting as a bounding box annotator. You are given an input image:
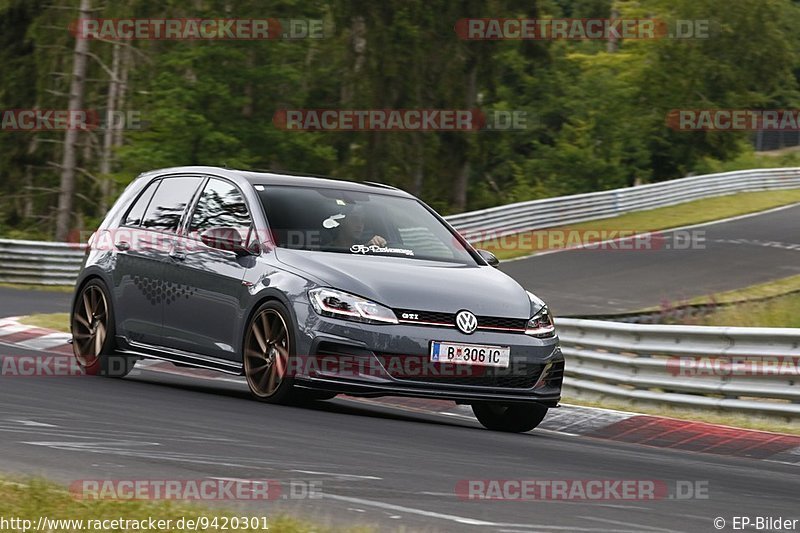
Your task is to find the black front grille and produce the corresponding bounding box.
[377,353,545,389]
[477,316,528,330]
[394,309,528,332]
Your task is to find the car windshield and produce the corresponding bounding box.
[256,185,476,264]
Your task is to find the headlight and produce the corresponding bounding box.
[308,288,398,324]
[525,292,555,338]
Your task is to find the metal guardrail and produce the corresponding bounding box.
[0,239,85,286]
[558,318,800,418]
[445,167,800,236]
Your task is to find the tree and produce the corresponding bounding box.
[54,0,91,241]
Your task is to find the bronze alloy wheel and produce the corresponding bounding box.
[72,283,110,369]
[244,307,292,399]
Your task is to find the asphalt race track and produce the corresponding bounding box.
[0,343,798,532]
[0,204,798,531]
[501,203,800,316]
[0,287,72,316]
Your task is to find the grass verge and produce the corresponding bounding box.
[682,274,800,306]
[562,395,800,435]
[0,477,368,533]
[17,313,70,333]
[681,291,800,328]
[476,189,800,260]
[626,274,800,327]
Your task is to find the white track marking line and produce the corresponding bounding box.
[580,516,688,533]
[323,493,659,531]
[8,419,58,428]
[324,493,522,527]
[291,469,381,480]
[437,411,475,420]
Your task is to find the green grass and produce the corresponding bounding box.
[628,274,800,327]
[18,313,70,333]
[682,274,800,306]
[0,477,370,533]
[478,189,800,260]
[562,396,800,435]
[679,291,800,328]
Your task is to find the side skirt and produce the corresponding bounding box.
[115,336,243,375]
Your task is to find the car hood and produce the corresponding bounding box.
[275,249,533,318]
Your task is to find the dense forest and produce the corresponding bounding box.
[0,0,798,241]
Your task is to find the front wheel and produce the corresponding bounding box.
[472,402,548,433]
[243,301,298,403]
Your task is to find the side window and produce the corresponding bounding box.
[123,180,160,226]
[141,177,203,233]
[190,178,252,242]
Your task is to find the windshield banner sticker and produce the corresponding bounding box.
[351,244,415,256]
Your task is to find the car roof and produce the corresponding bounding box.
[140,166,414,198]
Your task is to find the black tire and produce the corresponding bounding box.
[291,389,338,403]
[71,279,136,378]
[243,300,300,404]
[472,402,549,433]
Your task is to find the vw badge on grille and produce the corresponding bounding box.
[456,310,478,334]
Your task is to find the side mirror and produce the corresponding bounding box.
[201,227,251,256]
[477,249,500,268]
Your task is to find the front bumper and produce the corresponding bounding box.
[290,301,564,406]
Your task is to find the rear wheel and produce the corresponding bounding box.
[243,301,298,403]
[472,402,548,433]
[71,279,135,377]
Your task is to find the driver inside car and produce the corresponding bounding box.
[328,206,387,248]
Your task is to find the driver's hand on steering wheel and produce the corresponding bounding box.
[366,235,387,247]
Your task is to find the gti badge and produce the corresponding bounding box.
[456,310,478,334]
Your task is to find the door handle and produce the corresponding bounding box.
[115,241,131,251]
[169,250,186,261]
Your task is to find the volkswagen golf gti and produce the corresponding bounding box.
[70,166,563,432]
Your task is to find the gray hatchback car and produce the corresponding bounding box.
[71,166,563,432]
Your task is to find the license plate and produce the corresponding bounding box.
[430,341,510,368]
